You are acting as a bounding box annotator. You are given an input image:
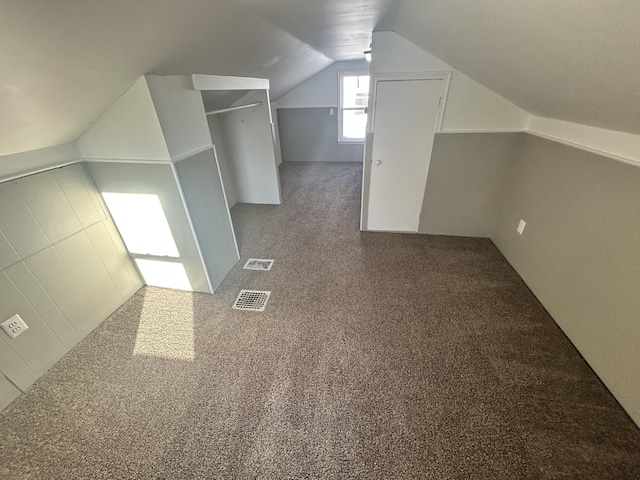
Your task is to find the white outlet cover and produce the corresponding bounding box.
[517,219,527,235]
[1,314,29,339]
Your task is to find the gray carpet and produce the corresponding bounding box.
[1,161,639,479]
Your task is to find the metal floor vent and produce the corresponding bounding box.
[232,290,271,311]
[243,259,274,271]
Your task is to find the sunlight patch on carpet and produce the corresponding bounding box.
[133,288,195,361]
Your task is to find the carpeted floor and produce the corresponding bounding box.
[1,161,640,479]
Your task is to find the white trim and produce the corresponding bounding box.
[229,90,262,111]
[367,71,452,135]
[264,89,283,204]
[338,70,370,143]
[439,129,524,134]
[526,130,640,168]
[171,144,215,164]
[0,159,83,184]
[211,145,240,259]
[278,105,338,110]
[170,162,215,294]
[206,102,262,117]
[217,90,263,120]
[437,128,640,168]
[192,74,269,91]
[83,158,172,165]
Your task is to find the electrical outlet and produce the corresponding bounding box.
[517,219,526,235]
[1,314,29,339]
[329,108,334,116]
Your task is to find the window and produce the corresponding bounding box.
[339,72,370,142]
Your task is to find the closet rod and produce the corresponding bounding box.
[206,101,262,116]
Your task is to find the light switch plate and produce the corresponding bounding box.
[517,219,527,235]
[1,314,29,339]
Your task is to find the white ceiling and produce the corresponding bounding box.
[2,0,639,157]
[0,0,397,156]
[380,0,640,135]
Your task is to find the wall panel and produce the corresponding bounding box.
[175,148,239,290]
[418,132,523,236]
[0,163,142,410]
[278,108,364,163]
[86,161,211,293]
[493,134,640,425]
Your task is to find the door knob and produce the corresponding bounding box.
[374,160,382,166]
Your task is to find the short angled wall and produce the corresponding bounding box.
[0,163,142,409]
[492,134,640,426]
[410,130,640,425]
[86,161,212,294]
[175,149,239,290]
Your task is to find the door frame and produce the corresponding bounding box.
[360,71,452,231]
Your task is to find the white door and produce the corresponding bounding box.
[366,79,443,232]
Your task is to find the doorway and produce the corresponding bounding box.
[361,73,450,233]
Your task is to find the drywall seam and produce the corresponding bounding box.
[0,371,21,393]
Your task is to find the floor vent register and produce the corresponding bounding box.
[243,259,274,271]
[232,290,271,311]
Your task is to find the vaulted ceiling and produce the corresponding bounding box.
[1,1,639,158]
[379,0,640,135]
[0,0,397,156]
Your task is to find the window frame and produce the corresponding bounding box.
[338,70,370,144]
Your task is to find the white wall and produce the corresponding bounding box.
[0,163,142,409]
[371,31,528,132]
[77,77,170,161]
[146,75,213,161]
[207,115,237,207]
[220,91,282,205]
[276,60,370,108]
[79,75,215,163]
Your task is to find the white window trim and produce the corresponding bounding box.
[338,70,370,144]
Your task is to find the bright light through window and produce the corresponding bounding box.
[135,259,192,291]
[339,73,370,142]
[102,193,179,257]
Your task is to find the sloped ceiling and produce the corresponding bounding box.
[380,0,640,135]
[0,0,398,156]
[4,1,637,159]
